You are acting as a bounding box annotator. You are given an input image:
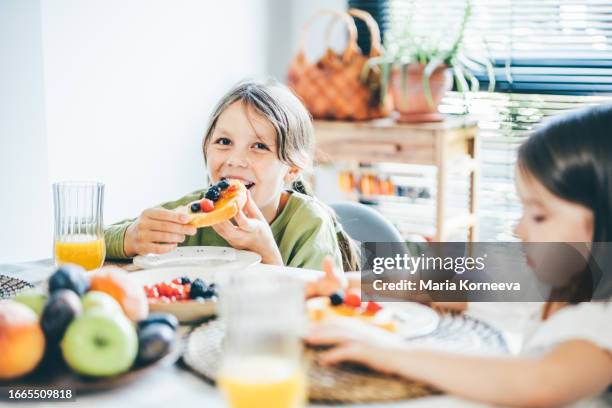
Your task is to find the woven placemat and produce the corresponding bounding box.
[0,274,34,300]
[182,312,507,403]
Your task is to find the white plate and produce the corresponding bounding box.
[381,302,440,338]
[307,298,439,339]
[133,246,261,269]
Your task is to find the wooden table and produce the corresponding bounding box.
[314,117,479,242]
[0,260,494,408]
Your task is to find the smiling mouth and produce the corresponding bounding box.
[221,176,255,190]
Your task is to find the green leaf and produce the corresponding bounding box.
[401,64,409,101]
[380,62,391,107]
[468,54,496,92]
[453,63,469,93]
[423,57,445,108]
[464,66,480,92]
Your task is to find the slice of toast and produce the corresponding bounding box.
[174,180,248,228]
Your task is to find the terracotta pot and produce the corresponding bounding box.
[389,63,453,123]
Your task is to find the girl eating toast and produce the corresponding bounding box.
[104,80,358,272]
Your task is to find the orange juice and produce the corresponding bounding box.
[218,356,306,408]
[54,236,106,271]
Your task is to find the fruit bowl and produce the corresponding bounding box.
[0,265,182,395]
[0,334,181,395]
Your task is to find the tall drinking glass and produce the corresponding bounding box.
[53,181,105,271]
[218,272,307,408]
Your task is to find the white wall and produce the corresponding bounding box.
[1,0,269,263]
[42,0,269,223]
[0,0,349,263]
[0,0,52,263]
[266,0,346,79]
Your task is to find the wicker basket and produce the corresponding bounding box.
[287,9,390,121]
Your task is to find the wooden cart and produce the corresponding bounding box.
[314,117,479,242]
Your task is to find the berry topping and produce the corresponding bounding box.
[199,198,214,212]
[364,301,382,314]
[205,186,220,201]
[344,290,361,308]
[217,179,230,190]
[180,276,191,284]
[329,292,344,306]
[201,288,216,299]
[189,278,207,299]
[190,202,201,212]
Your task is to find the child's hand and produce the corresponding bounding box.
[123,208,197,257]
[305,256,347,298]
[306,318,404,374]
[212,192,283,265]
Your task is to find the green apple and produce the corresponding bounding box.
[82,291,123,315]
[61,309,138,377]
[14,289,48,316]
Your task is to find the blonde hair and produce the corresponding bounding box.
[202,79,360,271]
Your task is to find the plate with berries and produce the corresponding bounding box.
[131,266,222,322]
[307,289,440,338]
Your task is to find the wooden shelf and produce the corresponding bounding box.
[313,116,480,242]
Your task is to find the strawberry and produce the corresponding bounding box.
[199,198,215,212]
[159,283,171,297]
[146,287,158,298]
[364,301,382,315]
[344,290,361,308]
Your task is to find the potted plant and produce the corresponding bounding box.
[364,0,495,122]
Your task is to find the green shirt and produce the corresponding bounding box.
[104,190,343,272]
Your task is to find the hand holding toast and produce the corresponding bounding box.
[212,191,283,265]
[123,208,197,257]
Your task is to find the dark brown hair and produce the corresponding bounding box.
[518,104,612,301]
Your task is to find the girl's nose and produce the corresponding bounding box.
[513,217,526,241]
[226,151,249,168]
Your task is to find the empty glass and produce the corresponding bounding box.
[218,271,307,408]
[53,181,105,271]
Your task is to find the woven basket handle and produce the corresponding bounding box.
[325,8,382,57]
[296,9,359,63]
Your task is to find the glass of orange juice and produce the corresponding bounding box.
[218,272,307,408]
[53,181,105,271]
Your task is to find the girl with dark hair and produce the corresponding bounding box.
[307,105,612,407]
[104,79,359,272]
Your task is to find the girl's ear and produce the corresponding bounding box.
[283,166,301,184]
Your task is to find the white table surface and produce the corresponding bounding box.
[1,260,517,408]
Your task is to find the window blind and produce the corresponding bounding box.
[379,0,612,241]
[439,91,612,241]
[388,0,612,94]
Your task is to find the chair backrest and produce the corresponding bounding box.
[330,201,405,243]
